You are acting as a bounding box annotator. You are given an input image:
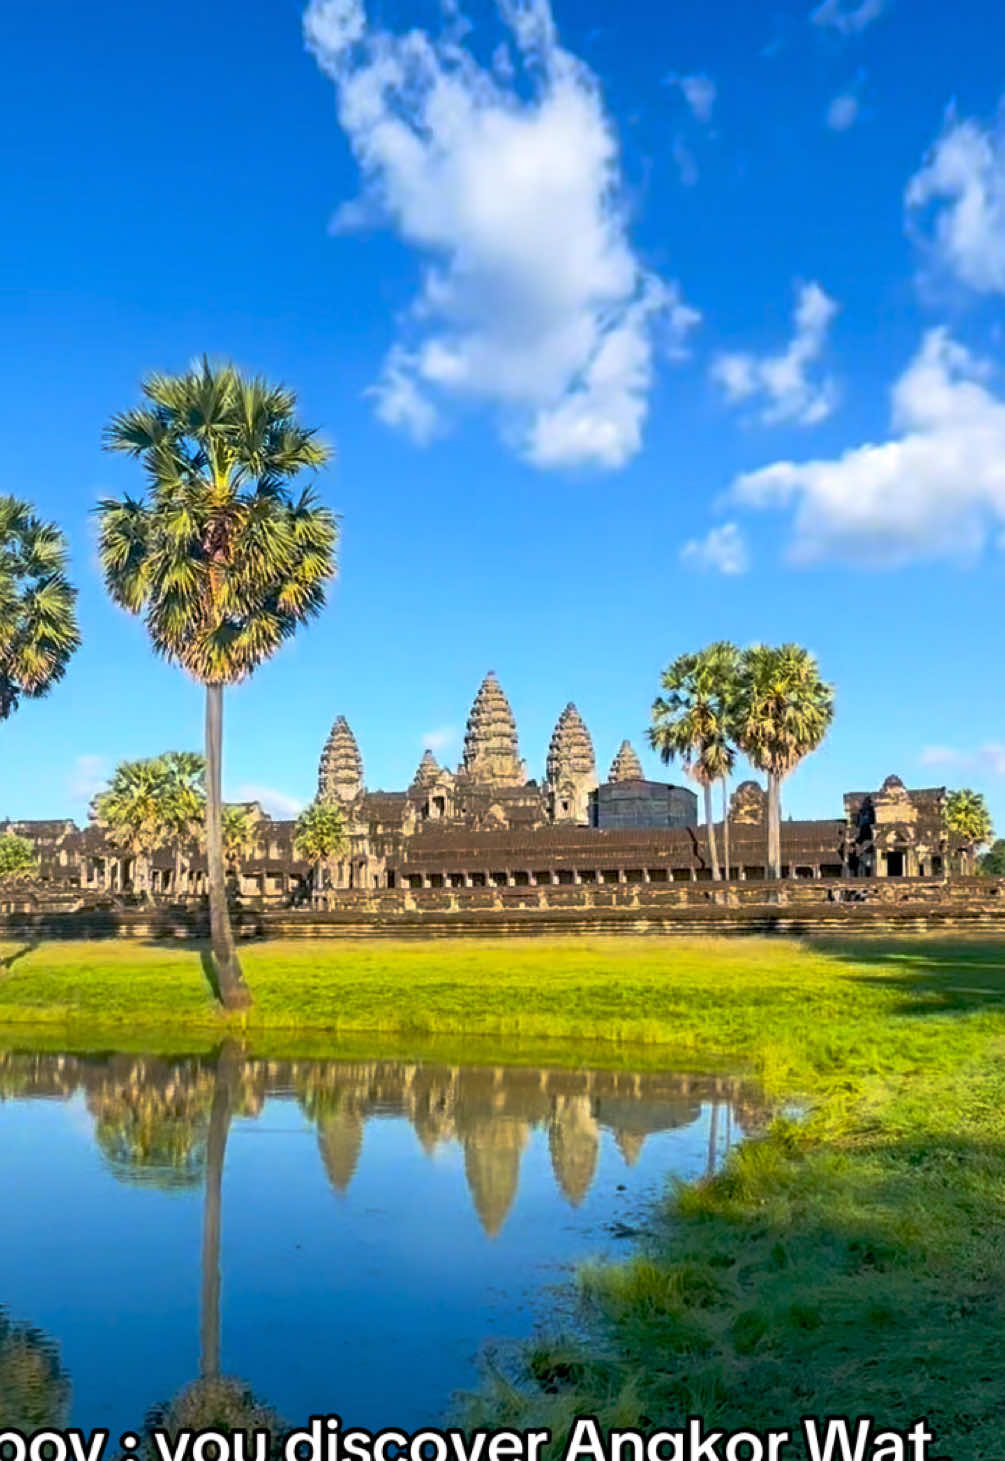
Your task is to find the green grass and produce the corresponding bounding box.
[3,933,1005,1453]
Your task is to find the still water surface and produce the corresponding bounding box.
[0,1048,758,1436]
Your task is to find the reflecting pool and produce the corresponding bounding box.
[0,1048,759,1436]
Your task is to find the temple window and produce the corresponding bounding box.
[648,868,669,882]
[602,870,619,884]
[513,870,530,886]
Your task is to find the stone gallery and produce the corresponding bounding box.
[4,672,951,906]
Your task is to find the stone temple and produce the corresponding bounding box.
[314,671,697,890]
[0,673,960,907]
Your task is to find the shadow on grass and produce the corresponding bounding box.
[198,944,222,1004]
[0,941,38,975]
[815,937,1005,1016]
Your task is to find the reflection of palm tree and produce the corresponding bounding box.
[201,1041,241,1380]
[0,1311,71,1428]
[138,1377,284,1456]
[88,1061,214,1189]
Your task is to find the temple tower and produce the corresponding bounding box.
[318,715,363,803]
[411,749,441,789]
[608,739,644,783]
[546,703,597,824]
[461,672,525,786]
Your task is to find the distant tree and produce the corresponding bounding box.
[734,644,834,879]
[945,788,993,875]
[161,752,206,897]
[91,758,172,902]
[0,833,37,884]
[649,650,736,878]
[0,495,80,723]
[97,360,338,1008]
[294,800,348,898]
[978,838,1005,877]
[698,641,742,879]
[222,804,260,885]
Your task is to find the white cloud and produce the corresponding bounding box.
[827,92,860,131]
[305,0,697,470]
[729,328,1005,565]
[67,754,108,803]
[920,744,1005,777]
[711,281,839,426]
[666,72,716,123]
[906,101,1005,294]
[231,784,307,820]
[810,0,885,35]
[680,522,750,575]
[421,726,458,753]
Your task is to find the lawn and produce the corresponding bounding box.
[2,933,1004,1455]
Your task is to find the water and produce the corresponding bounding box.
[0,1048,759,1436]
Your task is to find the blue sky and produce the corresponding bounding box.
[4,0,1005,828]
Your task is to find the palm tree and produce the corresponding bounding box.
[91,756,173,902]
[734,644,835,879]
[698,641,742,880]
[222,804,260,891]
[945,788,993,875]
[649,652,732,879]
[161,751,207,898]
[0,495,80,722]
[96,360,338,1009]
[294,799,348,902]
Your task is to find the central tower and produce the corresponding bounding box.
[461,672,526,786]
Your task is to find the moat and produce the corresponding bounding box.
[0,1048,758,1435]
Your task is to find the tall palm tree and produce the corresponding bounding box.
[698,641,742,880]
[945,788,993,875]
[97,360,338,1008]
[734,644,835,879]
[91,756,173,902]
[294,799,348,902]
[0,495,80,722]
[649,652,731,879]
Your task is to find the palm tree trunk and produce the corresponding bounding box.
[703,782,721,879]
[205,684,251,1009]
[767,772,782,879]
[721,777,731,881]
[200,1042,238,1380]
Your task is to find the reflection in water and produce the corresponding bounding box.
[0,1312,71,1429]
[0,1047,762,1433]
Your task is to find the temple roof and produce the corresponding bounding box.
[546,703,596,785]
[461,672,523,787]
[318,715,363,803]
[608,740,644,783]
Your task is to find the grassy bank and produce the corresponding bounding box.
[0,933,920,1056]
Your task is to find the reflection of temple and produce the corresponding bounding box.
[0,1051,760,1238]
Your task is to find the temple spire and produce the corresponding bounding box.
[318,715,363,802]
[461,672,524,786]
[608,739,644,783]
